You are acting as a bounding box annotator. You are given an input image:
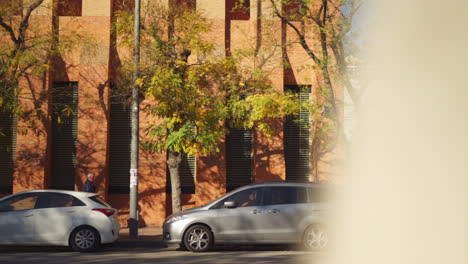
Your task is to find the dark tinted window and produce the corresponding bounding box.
[264,186,308,205]
[0,193,40,212]
[36,193,85,208]
[89,196,111,208]
[212,187,263,209]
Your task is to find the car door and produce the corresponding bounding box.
[0,193,41,244]
[261,186,310,242]
[34,192,85,244]
[212,187,267,242]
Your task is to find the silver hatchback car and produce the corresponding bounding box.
[163,181,331,252]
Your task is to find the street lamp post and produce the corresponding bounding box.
[129,0,141,238]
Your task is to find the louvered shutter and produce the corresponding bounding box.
[108,101,131,193]
[0,113,15,193]
[226,127,252,192]
[166,154,196,194]
[284,85,310,182]
[50,82,78,190]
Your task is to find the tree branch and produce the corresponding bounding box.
[268,0,322,65]
[18,0,46,47]
[0,18,18,44]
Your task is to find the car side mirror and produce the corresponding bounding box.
[224,201,236,209]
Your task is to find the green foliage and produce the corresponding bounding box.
[114,4,301,156]
[0,0,92,125]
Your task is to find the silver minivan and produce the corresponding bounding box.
[163,181,331,252]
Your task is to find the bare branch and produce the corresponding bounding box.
[268,0,322,65]
[0,18,18,44]
[18,0,46,46]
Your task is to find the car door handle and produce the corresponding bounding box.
[268,209,280,213]
[24,214,34,217]
[252,210,263,214]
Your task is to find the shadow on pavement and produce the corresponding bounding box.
[0,236,306,254]
[0,235,322,264]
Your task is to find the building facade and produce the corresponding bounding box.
[0,0,337,226]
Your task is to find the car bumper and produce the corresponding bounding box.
[101,219,120,244]
[162,219,190,244]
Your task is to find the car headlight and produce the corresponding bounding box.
[166,215,188,224]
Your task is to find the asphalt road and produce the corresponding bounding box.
[0,240,326,264]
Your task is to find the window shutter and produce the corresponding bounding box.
[57,0,82,17]
[108,100,131,193]
[226,127,252,191]
[284,85,310,182]
[0,113,15,193]
[226,0,250,20]
[166,154,196,194]
[50,82,78,190]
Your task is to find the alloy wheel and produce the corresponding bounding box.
[187,228,210,251]
[304,225,328,250]
[75,229,96,250]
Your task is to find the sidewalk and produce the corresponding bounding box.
[119,226,163,241]
[115,226,169,249]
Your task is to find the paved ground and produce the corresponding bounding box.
[0,228,326,264]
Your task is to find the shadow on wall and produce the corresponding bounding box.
[75,72,110,193]
[79,68,110,122]
[75,132,107,192]
[107,148,167,227]
[196,141,227,205]
[282,21,298,86]
[14,73,52,192]
[14,141,47,191]
[108,187,167,228]
[253,119,285,182]
[165,194,197,217]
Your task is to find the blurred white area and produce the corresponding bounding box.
[332,1,468,264]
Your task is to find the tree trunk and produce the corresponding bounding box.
[167,150,183,214]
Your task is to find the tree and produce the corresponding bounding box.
[114,3,300,213]
[0,0,92,193]
[0,0,47,117]
[0,0,59,177]
[268,0,364,179]
[0,0,89,129]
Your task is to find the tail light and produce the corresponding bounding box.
[93,208,116,217]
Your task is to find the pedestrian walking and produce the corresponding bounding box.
[82,173,97,193]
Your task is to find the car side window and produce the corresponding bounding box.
[212,187,264,209]
[35,193,85,209]
[264,187,308,205]
[308,187,329,203]
[0,193,40,212]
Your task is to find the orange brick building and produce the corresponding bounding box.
[0,0,338,226]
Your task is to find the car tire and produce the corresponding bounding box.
[183,225,213,252]
[302,224,329,251]
[69,226,101,252]
[177,243,188,251]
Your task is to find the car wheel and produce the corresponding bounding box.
[303,224,329,251]
[183,225,213,252]
[69,226,101,252]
